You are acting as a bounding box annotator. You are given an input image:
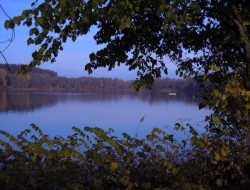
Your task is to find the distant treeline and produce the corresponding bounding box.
[0,64,199,96]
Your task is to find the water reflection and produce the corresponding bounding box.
[0,91,58,112]
[0,90,210,138]
[0,90,198,113]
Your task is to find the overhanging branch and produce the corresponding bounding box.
[232,4,250,90]
[0,4,15,65]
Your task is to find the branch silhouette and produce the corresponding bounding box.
[0,4,15,66]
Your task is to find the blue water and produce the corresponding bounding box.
[0,92,210,138]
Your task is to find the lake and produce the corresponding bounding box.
[0,91,210,138]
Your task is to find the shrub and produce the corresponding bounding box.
[0,124,249,189]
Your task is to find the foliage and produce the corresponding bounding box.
[0,124,249,189]
[0,64,198,96]
[3,0,250,130]
[3,1,250,86]
[1,1,250,188]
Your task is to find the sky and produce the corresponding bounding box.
[0,0,178,80]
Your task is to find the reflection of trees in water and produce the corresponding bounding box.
[0,91,59,112]
[0,90,197,112]
[0,65,200,111]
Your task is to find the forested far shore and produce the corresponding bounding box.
[0,64,199,96]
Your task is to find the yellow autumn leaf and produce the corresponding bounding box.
[214,152,221,161]
[110,162,119,171]
[216,178,223,186]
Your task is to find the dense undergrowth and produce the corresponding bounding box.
[0,124,249,190]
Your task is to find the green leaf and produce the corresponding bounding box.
[216,178,223,187]
[31,154,37,162]
[183,183,192,190]
[22,10,32,17]
[211,115,222,125]
[243,21,250,26]
[174,123,185,131]
[140,116,146,123]
[221,149,227,157]
[4,20,14,29]
[214,152,221,161]
[29,28,39,35]
[110,162,119,171]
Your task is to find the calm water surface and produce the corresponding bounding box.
[0,91,210,138]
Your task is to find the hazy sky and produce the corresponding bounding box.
[0,0,178,80]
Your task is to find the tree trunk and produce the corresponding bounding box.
[232,4,250,90]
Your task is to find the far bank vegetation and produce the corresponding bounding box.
[0,64,198,96]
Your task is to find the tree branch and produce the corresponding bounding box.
[0,4,15,65]
[232,4,250,90]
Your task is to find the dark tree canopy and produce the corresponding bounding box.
[1,2,250,189]
[3,0,250,130]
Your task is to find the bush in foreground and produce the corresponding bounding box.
[0,124,249,190]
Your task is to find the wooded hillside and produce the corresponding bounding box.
[0,64,198,96]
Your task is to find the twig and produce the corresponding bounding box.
[0,3,15,64]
